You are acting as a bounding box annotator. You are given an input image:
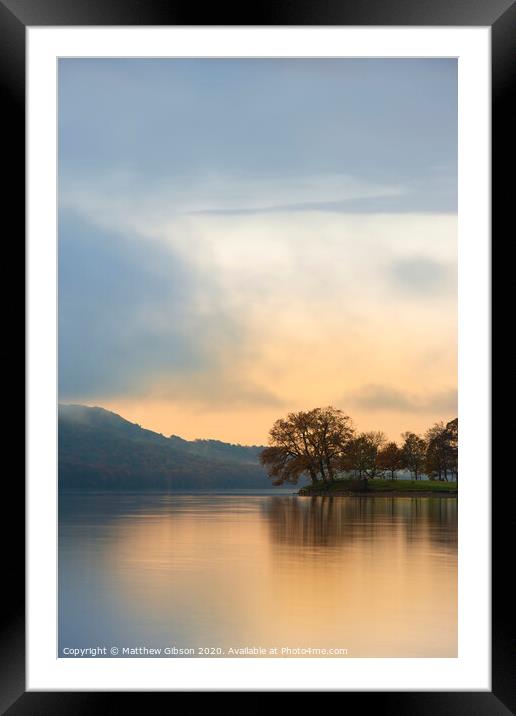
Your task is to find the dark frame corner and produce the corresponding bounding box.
[5,0,509,710]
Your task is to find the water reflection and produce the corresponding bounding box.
[263,496,457,550]
[59,492,457,657]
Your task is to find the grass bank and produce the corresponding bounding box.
[298,478,457,497]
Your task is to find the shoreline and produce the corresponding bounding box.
[298,489,457,498]
[298,481,458,498]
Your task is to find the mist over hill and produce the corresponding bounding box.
[58,404,292,491]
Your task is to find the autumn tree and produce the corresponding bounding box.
[377,441,402,480]
[425,422,449,481]
[310,406,355,481]
[401,432,427,480]
[341,431,386,480]
[260,411,319,485]
[260,407,354,486]
[424,419,458,481]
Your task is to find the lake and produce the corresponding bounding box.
[59,491,457,658]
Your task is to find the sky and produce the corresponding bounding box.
[58,58,457,445]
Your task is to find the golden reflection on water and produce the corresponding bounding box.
[59,494,457,657]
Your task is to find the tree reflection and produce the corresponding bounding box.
[263,495,457,550]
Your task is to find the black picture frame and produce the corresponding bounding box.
[3,0,506,709]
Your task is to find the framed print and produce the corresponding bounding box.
[3,0,509,709]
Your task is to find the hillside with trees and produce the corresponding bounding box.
[59,404,276,490]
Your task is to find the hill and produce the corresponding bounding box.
[58,404,281,490]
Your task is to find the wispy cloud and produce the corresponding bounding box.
[59,170,407,228]
[343,384,457,416]
[187,195,456,217]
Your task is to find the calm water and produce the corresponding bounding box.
[59,492,457,658]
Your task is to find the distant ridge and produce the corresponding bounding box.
[58,403,284,491]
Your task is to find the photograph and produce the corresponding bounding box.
[57,56,459,660]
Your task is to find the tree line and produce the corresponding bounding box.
[260,407,458,486]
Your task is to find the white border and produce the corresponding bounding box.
[27,27,490,691]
